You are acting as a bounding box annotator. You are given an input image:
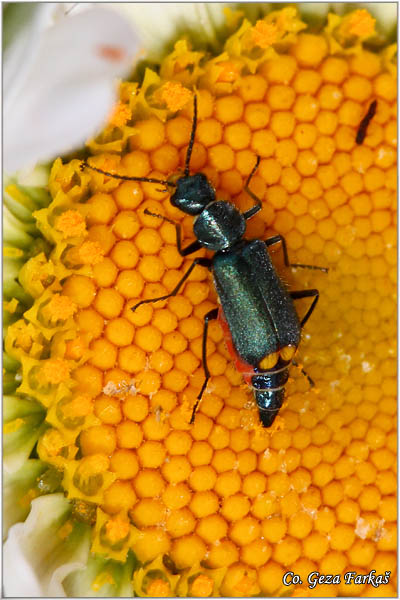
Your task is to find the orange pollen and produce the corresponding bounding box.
[56,210,86,238]
[15,329,32,352]
[251,20,279,48]
[104,516,130,544]
[47,294,77,320]
[190,574,214,597]
[109,101,131,128]
[217,61,240,83]
[19,489,39,509]
[78,241,105,265]
[41,429,64,456]
[31,265,53,284]
[146,579,171,597]
[39,358,71,385]
[161,81,192,111]
[58,520,73,540]
[61,395,93,419]
[346,9,376,37]
[65,336,86,360]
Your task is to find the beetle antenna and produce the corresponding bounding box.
[184,94,198,177]
[81,161,177,187]
[144,208,176,225]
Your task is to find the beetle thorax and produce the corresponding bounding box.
[193,201,246,251]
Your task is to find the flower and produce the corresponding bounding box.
[3,3,397,598]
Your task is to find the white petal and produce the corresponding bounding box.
[3,494,90,598]
[3,3,54,106]
[112,2,227,59]
[3,524,44,597]
[3,460,44,538]
[4,7,141,173]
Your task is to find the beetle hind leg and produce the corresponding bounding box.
[291,358,315,387]
[132,257,212,312]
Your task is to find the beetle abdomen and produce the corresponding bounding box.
[254,388,286,427]
[252,368,289,427]
[252,367,290,391]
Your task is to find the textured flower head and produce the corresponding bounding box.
[3,3,397,598]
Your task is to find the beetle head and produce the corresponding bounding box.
[170,173,215,215]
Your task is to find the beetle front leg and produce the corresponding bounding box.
[265,234,328,272]
[190,307,219,424]
[242,156,262,220]
[143,209,202,256]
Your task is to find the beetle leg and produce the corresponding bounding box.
[290,289,320,388]
[178,239,203,257]
[190,307,219,424]
[290,289,319,327]
[291,358,315,387]
[242,156,262,220]
[132,257,212,312]
[265,234,328,272]
[143,209,202,256]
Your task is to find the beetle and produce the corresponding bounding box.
[82,95,327,427]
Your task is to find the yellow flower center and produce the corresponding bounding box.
[61,394,93,419]
[251,21,279,48]
[190,574,214,597]
[39,358,71,385]
[146,578,171,597]
[78,241,105,265]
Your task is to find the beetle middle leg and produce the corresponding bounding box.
[290,288,319,327]
[132,257,212,312]
[190,307,219,424]
[265,234,328,272]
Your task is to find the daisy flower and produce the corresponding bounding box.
[3,3,397,597]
